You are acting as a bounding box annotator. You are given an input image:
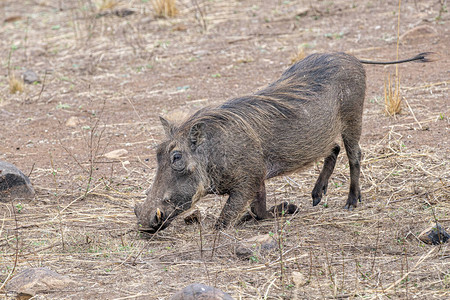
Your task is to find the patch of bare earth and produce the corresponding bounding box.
[1,0,449,299]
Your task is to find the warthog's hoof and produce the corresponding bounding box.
[268,202,298,217]
[184,209,201,225]
[312,183,328,206]
[344,193,361,210]
[312,197,321,206]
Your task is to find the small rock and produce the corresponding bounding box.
[193,50,208,57]
[235,234,276,260]
[0,161,35,203]
[97,8,136,18]
[184,209,201,225]
[22,70,40,84]
[292,271,307,287]
[170,283,234,300]
[114,9,135,17]
[104,149,128,159]
[65,116,82,127]
[5,267,75,297]
[418,223,450,245]
[296,7,309,17]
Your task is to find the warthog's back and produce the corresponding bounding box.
[262,53,366,178]
[206,53,366,179]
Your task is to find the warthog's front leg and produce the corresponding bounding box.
[215,189,256,229]
[238,181,298,225]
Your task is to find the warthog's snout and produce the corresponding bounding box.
[134,203,162,233]
[134,203,174,233]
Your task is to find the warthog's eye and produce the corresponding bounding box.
[172,152,182,162]
[171,151,185,171]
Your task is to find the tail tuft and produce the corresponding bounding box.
[414,52,438,63]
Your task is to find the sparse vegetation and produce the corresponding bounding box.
[8,74,24,94]
[0,0,447,299]
[152,0,178,18]
[290,46,306,64]
[7,45,24,95]
[191,0,208,31]
[384,0,403,116]
[384,73,402,115]
[98,0,119,11]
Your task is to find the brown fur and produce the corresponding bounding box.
[135,52,366,233]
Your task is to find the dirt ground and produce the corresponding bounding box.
[0,0,449,299]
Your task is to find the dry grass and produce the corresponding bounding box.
[1,140,449,299]
[98,0,119,11]
[290,47,306,64]
[384,74,402,115]
[152,0,178,18]
[384,0,403,116]
[0,0,448,299]
[8,74,24,94]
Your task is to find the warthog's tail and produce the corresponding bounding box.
[359,52,436,65]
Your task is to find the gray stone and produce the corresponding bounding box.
[170,283,234,300]
[22,70,40,84]
[65,116,83,127]
[235,234,277,260]
[296,7,309,17]
[5,267,75,297]
[104,149,128,159]
[292,271,307,287]
[419,223,450,245]
[0,161,35,202]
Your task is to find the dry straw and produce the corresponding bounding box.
[384,73,402,115]
[290,46,306,64]
[152,0,178,18]
[98,0,119,11]
[8,74,24,94]
[384,0,403,116]
[1,1,447,299]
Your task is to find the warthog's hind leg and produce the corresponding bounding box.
[342,130,362,210]
[312,144,341,206]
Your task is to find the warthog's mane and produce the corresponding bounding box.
[176,53,351,137]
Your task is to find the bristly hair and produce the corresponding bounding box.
[175,53,349,137]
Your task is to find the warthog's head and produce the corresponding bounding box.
[134,117,208,233]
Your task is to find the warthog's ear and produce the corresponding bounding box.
[189,122,206,150]
[160,116,174,137]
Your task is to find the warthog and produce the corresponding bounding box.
[135,52,432,233]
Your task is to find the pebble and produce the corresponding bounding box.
[22,70,40,84]
[170,283,234,300]
[5,267,75,297]
[418,223,449,245]
[0,160,35,202]
[235,234,276,260]
[104,149,128,159]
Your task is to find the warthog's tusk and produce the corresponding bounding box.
[156,208,162,223]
